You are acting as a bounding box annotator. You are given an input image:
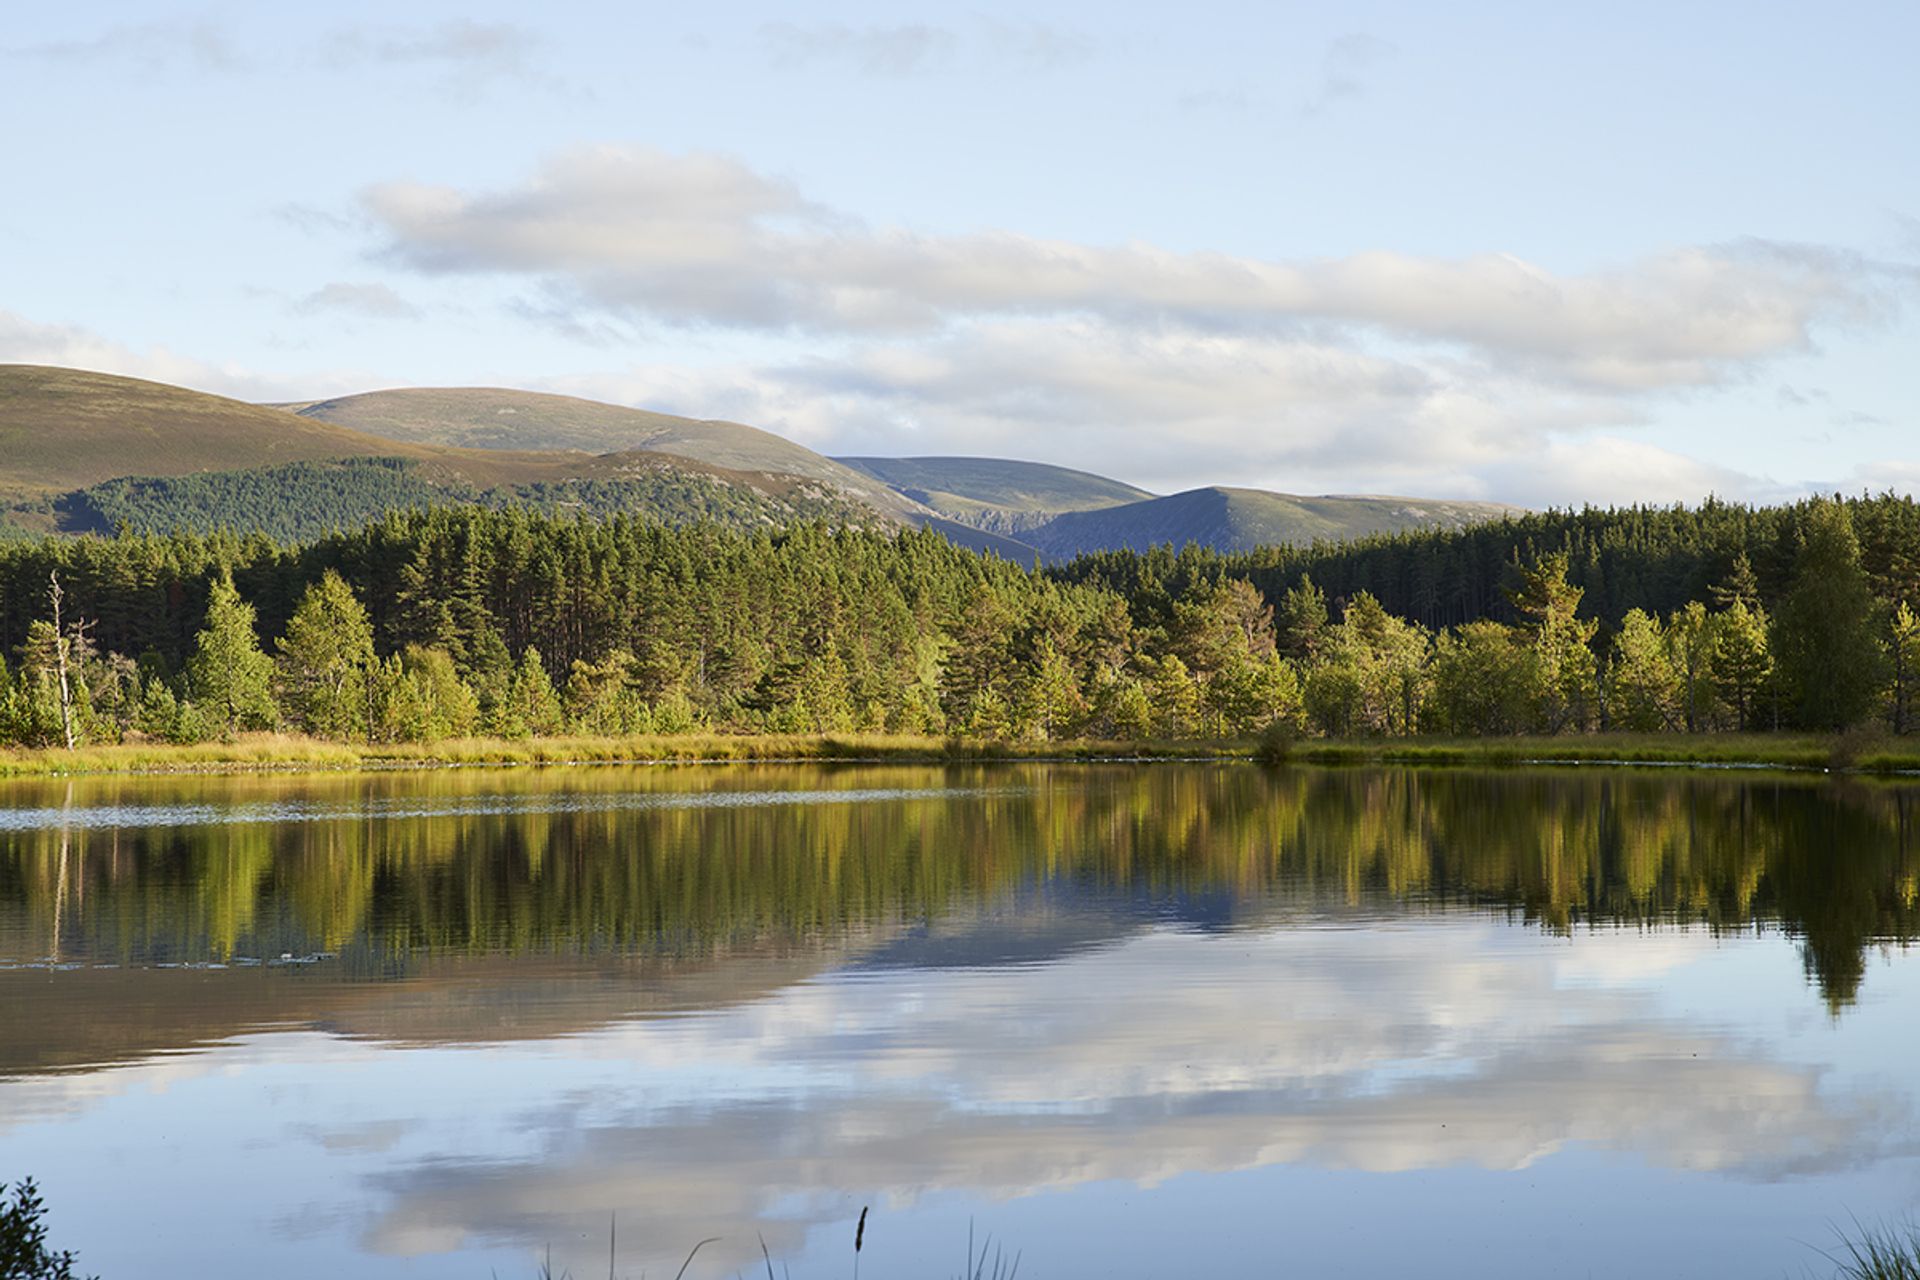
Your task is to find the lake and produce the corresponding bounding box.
[2,763,1916,1278]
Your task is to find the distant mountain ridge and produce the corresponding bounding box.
[1019,486,1522,558]
[833,457,1518,556]
[0,364,1523,554]
[836,456,1154,535]
[285,386,921,522]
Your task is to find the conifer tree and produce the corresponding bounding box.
[185,572,277,738]
[1275,576,1329,663]
[1608,609,1679,732]
[1888,603,1920,735]
[1713,601,1772,731]
[277,570,375,740]
[1771,499,1884,729]
[1510,552,1600,733]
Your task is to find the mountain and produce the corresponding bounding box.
[1020,486,1522,558]
[0,365,1520,558]
[283,386,920,521]
[835,456,1153,534]
[0,365,440,497]
[0,367,901,539]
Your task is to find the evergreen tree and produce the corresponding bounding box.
[1713,601,1773,731]
[498,646,565,737]
[1145,655,1202,739]
[1771,499,1885,729]
[1426,622,1537,736]
[1664,601,1720,732]
[1608,609,1679,732]
[185,572,277,737]
[1888,603,1920,735]
[277,570,376,740]
[1510,552,1600,733]
[1275,576,1330,663]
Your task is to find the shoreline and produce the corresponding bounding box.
[2,731,1918,780]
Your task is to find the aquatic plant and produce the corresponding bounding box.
[0,1179,92,1280]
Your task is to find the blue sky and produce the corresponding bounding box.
[3,0,1915,505]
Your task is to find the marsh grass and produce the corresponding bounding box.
[1819,1219,1920,1279]
[1,729,1917,779]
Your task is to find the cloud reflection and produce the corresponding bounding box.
[358,920,1915,1275]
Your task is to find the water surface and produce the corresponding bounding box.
[2,764,1916,1277]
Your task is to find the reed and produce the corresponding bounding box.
[1,729,1917,780]
[1823,1219,1920,1279]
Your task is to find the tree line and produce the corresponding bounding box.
[7,766,1912,1009]
[0,495,1914,749]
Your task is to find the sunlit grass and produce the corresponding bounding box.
[0,729,1915,778]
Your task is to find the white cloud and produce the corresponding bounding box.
[760,22,959,76]
[6,20,240,72]
[354,922,1911,1275]
[294,282,422,321]
[757,20,1093,76]
[363,147,1896,390]
[0,309,365,403]
[1302,32,1397,116]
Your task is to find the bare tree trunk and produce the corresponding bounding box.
[49,571,76,751]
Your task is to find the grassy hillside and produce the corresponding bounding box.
[285,386,921,520]
[0,367,906,538]
[0,365,441,496]
[1024,486,1521,557]
[837,455,1153,534]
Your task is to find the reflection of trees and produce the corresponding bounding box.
[2,766,1915,1006]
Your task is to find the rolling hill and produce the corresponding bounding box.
[0,365,1523,557]
[0,364,443,496]
[0,366,907,538]
[283,387,920,521]
[1019,487,1522,558]
[835,456,1154,534]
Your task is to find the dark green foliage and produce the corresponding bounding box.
[0,1179,92,1280]
[1771,499,1886,729]
[74,457,452,540]
[1052,492,1920,633]
[68,456,872,544]
[0,489,1916,749]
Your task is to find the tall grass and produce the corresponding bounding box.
[1824,1219,1920,1279]
[1,729,1918,780]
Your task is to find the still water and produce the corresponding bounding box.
[1,763,1917,1278]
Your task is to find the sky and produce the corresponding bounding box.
[2,0,1916,508]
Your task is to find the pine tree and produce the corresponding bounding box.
[1888,603,1920,735]
[277,571,376,740]
[499,646,565,737]
[1275,576,1329,663]
[1713,601,1772,731]
[1771,499,1885,729]
[185,572,277,738]
[1510,552,1600,733]
[1608,609,1679,732]
[1664,601,1719,732]
[1146,655,1202,739]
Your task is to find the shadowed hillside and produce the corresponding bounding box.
[1023,486,1521,557]
[285,386,921,520]
[837,455,1154,534]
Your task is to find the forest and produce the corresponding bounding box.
[0,494,1914,750]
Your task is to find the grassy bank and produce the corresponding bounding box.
[1,730,1918,779]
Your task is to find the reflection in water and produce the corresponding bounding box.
[4,764,1916,1005]
[1,764,1918,1279]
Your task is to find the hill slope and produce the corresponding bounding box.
[285,387,920,520]
[836,456,1153,534]
[0,367,900,538]
[1023,487,1521,558]
[0,365,442,495]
